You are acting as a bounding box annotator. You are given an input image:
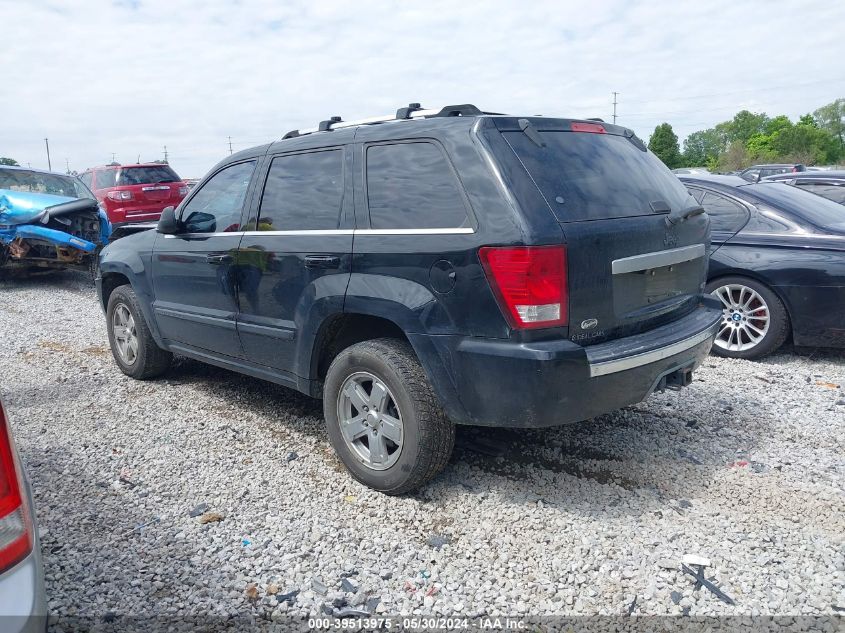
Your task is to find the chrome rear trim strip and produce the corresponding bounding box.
[612,244,705,275]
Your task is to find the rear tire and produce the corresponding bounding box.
[106,284,172,379]
[323,338,454,495]
[706,276,789,360]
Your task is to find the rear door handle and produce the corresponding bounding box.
[304,255,341,269]
[206,254,233,265]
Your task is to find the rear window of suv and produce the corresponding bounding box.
[117,165,180,185]
[500,130,696,222]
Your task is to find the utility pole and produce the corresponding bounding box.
[228,136,233,155]
[163,145,168,163]
[44,138,52,171]
[612,92,619,124]
[65,158,70,174]
[111,152,117,163]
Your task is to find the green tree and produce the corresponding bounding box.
[648,123,681,168]
[764,115,792,136]
[727,110,769,145]
[771,124,837,165]
[716,142,750,172]
[682,128,726,166]
[0,157,19,166]
[798,113,817,128]
[813,98,844,152]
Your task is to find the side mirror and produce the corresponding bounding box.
[157,206,180,234]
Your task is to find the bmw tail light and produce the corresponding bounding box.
[479,245,569,329]
[106,190,133,202]
[0,403,32,574]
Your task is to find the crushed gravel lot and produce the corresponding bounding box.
[1,271,843,626]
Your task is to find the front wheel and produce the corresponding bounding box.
[706,276,790,360]
[323,338,454,495]
[106,285,173,379]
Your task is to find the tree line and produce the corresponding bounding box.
[647,98,844,171]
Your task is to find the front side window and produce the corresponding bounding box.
[181,161,256,233]
[700,191,750,233]
[257,150,344,231]
[366,142,469,229]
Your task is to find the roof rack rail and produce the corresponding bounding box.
[281,103,488,140]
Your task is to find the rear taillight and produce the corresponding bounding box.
[178,186,189,196]
[479,245,568,329]
[106,190,133,202]
[0,403,32,574]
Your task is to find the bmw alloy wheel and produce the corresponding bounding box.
[712,283,771,352]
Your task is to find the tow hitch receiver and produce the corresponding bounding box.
[658,367,694,392]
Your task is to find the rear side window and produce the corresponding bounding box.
[79,172,93,187]
[258,150,344,230]
[95,169,117,189]
[796,182,845,204]
[700,191,750,233]
[366,142,469,229]
[500,131,695,222]
[117,165,180,185]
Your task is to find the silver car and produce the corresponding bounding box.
[0,401,46,632]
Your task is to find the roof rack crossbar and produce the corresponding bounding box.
[281,103,485,140]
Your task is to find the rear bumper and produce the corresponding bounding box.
[412,296,722,428]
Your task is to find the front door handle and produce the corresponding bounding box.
[206,254,233,265]
[304,255,341,269]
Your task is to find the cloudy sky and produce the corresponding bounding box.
[4,0,844,178]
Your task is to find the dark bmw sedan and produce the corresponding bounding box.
[680,175,845,359]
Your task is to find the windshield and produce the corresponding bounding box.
[0,168,95,200]
[116,165,180,186]
[749,182,845,233]
[500,130,696,221]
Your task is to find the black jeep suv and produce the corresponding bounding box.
[97,103,721,494]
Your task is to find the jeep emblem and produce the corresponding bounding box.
[581,318,598,330]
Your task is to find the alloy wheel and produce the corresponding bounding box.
[112,303,139,365]
[337,371,404,471]
[712,284,771,352]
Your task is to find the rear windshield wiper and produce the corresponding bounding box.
[518,118,545,148]
[665,203,705,227]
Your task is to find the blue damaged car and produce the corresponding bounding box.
[0,166,110,276]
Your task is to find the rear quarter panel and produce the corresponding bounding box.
[709,236,845,347]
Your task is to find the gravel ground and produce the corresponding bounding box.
[1,271,843,627]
